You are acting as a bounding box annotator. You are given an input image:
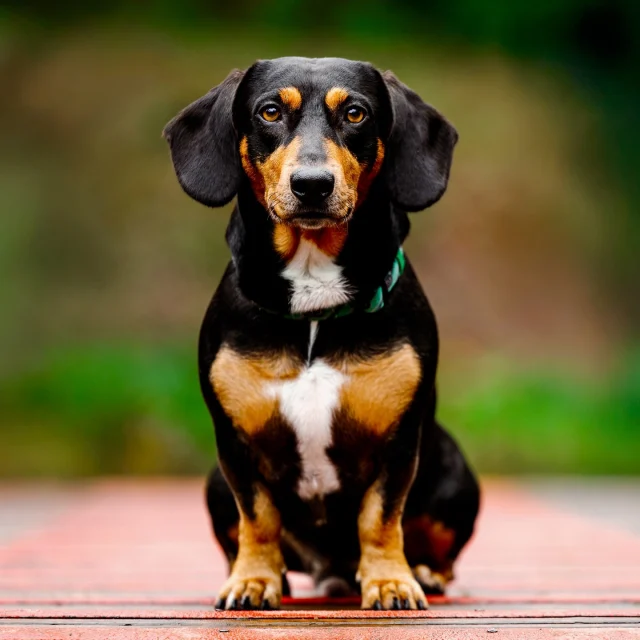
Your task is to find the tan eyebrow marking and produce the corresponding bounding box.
[279,86,302,110]
[325,87,349,111]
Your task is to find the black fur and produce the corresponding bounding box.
[163,70,245,207]
[165,56,479,609]
[381,70,458,211]
[165,59,457,212]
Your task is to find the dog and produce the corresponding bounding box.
[164,56,480,611]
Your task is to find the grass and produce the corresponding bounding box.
[1,343,639,477]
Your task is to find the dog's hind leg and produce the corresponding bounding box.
[206,465,240,568]
[403,422,480,594]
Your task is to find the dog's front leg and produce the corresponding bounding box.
[358,479,427,610]
[214,483,284,610]
[356,407,431,617]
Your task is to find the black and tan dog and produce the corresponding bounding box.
[164,57,480,611]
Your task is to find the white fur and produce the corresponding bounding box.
[282,238,351,313]
[266,359,345,500]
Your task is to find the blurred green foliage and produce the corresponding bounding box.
[1,344,213,476]
[0,1,638,476]
[440,352,640,474]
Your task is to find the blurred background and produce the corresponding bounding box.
[0,0,638,478]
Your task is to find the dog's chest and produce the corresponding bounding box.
[281,238,351,314]
[210,332,421,501]
[265,358,345,499]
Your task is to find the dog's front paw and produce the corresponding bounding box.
[215,573,282,610]
[360,572,427,610]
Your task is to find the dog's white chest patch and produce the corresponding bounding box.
[266,358,345,500]
[281,238,351,313]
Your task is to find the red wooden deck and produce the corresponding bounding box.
[1,478,639,638]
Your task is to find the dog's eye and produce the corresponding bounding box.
[345,106,366,124]
[261,106,282,122]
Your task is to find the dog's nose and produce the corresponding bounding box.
[290,169,334,205]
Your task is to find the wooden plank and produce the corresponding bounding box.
[1,625,640,639]
[1,479,639,634]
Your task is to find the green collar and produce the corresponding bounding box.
[283,246,406,321]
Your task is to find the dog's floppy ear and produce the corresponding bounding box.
[381,71,458,212]
[163,69,245,207]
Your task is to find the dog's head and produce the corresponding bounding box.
[164,57,457,228]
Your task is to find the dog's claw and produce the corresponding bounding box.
[402,598,411,609]
[214,597,225,610]
[372,599,382,610]
[417,599,427,610]
[215,574,282,611]
[391,597,400,610]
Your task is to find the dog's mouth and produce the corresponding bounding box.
[288,211,340,229]
[267,194,354,229]
[275,208,353,230]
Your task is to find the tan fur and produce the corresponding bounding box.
[324,138,385,216]
[239,136,267,208]
[212,343,423,610]
[357,482,427,609]
[244,137,302,219]
[240,136,302,215]
[335,344,421,435]
[260,139,301,216]
[304,227,349,257]
[325,87,349,111]
[279,86,302,110]
[273,225,348,260]
[273,225,300,261]
[241,131,383,224]
[404,514,456,569]
[324,138,361,217]
[217,486,285,608]
[212,342,419,440]
[210,346,301,435]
